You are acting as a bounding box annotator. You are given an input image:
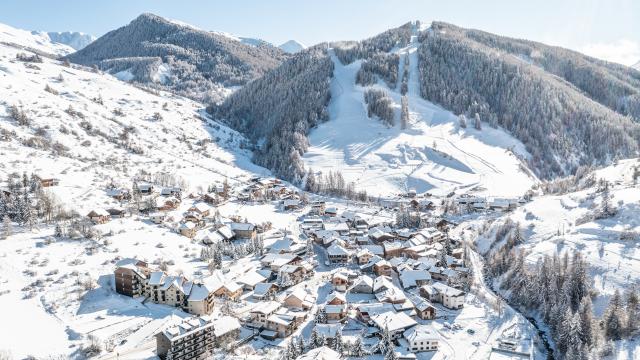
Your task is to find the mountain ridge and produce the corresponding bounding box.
[64,13,288,102]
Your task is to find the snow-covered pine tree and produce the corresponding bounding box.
[474,113,482,130]
[604,289,623,340]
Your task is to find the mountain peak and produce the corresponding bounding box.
[278,40,305,53]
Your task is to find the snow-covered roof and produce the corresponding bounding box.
[403,324,439,342]
[237,271,267,287]
[253,282,277,297]
[324,304,345,314]
[296,346,341,360]
[149,271,166,286]
[162,316,212,341]
[371,311,417,332]
[231,222,255,231]
[252,300,281,315]
[217,225,234,239]
[212,316,241,337]
[188,283,212,302]
[399,270,432,289]
[326,292,346,304]
[315,323,342,338]
[327,243,350,256]
[432,282,465,297]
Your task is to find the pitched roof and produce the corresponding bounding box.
[403,324,439,342]
[371,311,417,332]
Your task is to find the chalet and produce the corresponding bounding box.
[403,325,439,352]
[310,201,326,216]
[399,270,432,289]
[324,207,338,217]
[217,225,235,241]
[325,222,350,236]
[332,272,350,291]
[373,275,394,293]
[148,212,166,224]
[371,311,417,339]
[136,182,154,194]
[252,282,278,300]
[283,288,314,310]
[369,227,395,242]
[157,197,180,211]
[327,243,350,264]
[156,316,214,360]
[214,282,243,301]
[383,241,405,259]
[106,208,126,218]
[203,192,219,205]
[349,275,374,293]
[178,222,197,238]
[326,292,346,306]
[301,217,324,232]
[183,211,203,224]
[106,188,130,201]
[412,298,437,320]
[283,199,301,211]
[160,187,181,197]
[186,283,215,315]
[261,253,301,272]
[325,304,347,322]
[39,177,59,187]
[373,259,393,277]
[411,198,434,211]
[375,285,407,304]
[355,302,396,323]
[356,248,374,265]
[237,271,267,291]
[188,203,212,217]
[279,264,307,285]
[87,209,110,224]
[265,313,297,338]
[230,222,257,240]
[250,301,281,327]
[432,282,465,309]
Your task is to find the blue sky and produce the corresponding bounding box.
[1,0,639,65]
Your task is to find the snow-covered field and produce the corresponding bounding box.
[304,27,536,198]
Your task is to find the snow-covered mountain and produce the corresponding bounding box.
[634,60,640,70]
[0,22,74,56]
[279,40,305,53]
[212,21,640,198]
[65,13,288,102]
[44,31,95,50]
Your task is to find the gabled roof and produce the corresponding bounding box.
[326,292,346,304]
[188,283,213,302]
[253,282,278,297]
[252,300,281,315]
[212,316,241,337]
[371,311,417,332]
[403,324,438,342]
[296,346,341,360]
[327,243,350,256]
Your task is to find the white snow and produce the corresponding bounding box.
[304,27,536,198]
[278,40,305,54]
[0,22,74,56]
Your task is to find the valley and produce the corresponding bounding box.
[0,12,639,360]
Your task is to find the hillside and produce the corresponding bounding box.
[304,25,535,198]
[0,22,74,56]
[65,13,288,103]
[0,33,264,213]
[419,22,640,179]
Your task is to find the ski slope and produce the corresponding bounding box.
[304,27,536,198]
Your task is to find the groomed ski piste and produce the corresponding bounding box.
[304,23,537,198]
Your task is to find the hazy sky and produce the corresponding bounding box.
[1,0,638,65]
